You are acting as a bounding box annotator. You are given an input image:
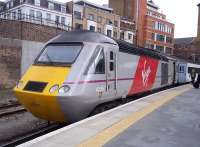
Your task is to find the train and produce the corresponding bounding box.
[14,31,200,123]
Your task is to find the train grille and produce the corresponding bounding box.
[23,81,48,92]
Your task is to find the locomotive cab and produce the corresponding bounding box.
[14,31,119,122]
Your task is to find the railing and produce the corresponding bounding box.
[0,12,72,31]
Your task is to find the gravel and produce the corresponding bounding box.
[0,111,47,146]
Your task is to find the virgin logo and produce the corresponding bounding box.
[142,60,151,87]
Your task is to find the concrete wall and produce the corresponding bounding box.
[21,41,44,75]
[0,37,44,89]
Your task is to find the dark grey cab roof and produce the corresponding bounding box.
[49,31,117,45]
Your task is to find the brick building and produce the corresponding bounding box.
[145,1,174,54]
[0,0,72,30]
[109,0,175,54]
[67,0,135,43]
[174,37,196,62]
[67,0,121,39]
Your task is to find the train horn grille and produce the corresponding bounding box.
[23,81,48,92]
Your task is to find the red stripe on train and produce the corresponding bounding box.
[128,56,159,95]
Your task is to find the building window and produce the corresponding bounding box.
[120,32,124,40]
[151,33,155,40]
[10,1,13,7]
[114,31,118,38]
[29,9,35,19]
[12,11,16,19]
[56,15,60,24]
[6,3,9,9]
[17,9,21,19]
[48,2,54,10]
[75,23,83,30]
[97,28,101,33]
[156,34,165,42]
[36,11,42,21]
[61,17,65,25]
[61,6,66,13]
[156,45,164,52]
[166,36,172,43]
[114,20,118,27]
[35,0,40,6]
[107,29,112,37]
[89,26,95,32]
[20,0,24,4]
[106,19,112,25]
[74,11,81,20]
[151,44,154,49]
[46,13,51,21]
[128,33,132,40]
[97,16,102,23]
[88,14,95,21]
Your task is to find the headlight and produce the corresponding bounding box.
[49,85,59,93]
[16,81,24,88]
[59,85,70,94]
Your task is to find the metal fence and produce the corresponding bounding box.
[0,12,72,31]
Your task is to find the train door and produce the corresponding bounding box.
[106,49,117,96]
[161,62,168,86]
[178,64,186,83]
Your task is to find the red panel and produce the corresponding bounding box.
[128,56,159,95]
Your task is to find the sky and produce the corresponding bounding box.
[2,0,200,38]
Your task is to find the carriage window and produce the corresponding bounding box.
[110,62,114,71]
[95,50,105,74]
[110,51,114,60]
[84,46,105,74]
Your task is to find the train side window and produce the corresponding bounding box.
[84,46,105,75]
[110,51,114,60]
[95,50,105,74]
[110,62,114,71]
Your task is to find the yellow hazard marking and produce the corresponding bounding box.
[78,85,192,147]
[14,65,71,122]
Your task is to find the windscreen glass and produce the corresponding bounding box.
[35,44,82,65]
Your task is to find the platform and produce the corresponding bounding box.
[18,84,200,147]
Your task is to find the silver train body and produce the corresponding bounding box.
[14,31,200,122]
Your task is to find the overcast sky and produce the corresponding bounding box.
[2,0,200,38]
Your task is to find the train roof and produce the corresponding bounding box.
[49,31,117,45]
[116,40,168,61]
[49,31,168,61]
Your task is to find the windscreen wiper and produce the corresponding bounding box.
[46,53,54,65]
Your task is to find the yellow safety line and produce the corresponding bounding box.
[78,86,192,147]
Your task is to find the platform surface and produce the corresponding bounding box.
[18,84,200,147]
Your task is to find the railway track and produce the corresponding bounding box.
[0,103,26,118]
[1,123,66,147]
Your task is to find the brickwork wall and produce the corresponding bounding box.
[0,19,66,42]
[0,45,21,89]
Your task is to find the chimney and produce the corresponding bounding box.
[197,4,200,38]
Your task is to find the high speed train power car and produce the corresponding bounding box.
[14,31,200,123]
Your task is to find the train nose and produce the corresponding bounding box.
[14,66,71,122]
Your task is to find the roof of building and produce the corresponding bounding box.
[175,37,195,45]
[75,0,113,12]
